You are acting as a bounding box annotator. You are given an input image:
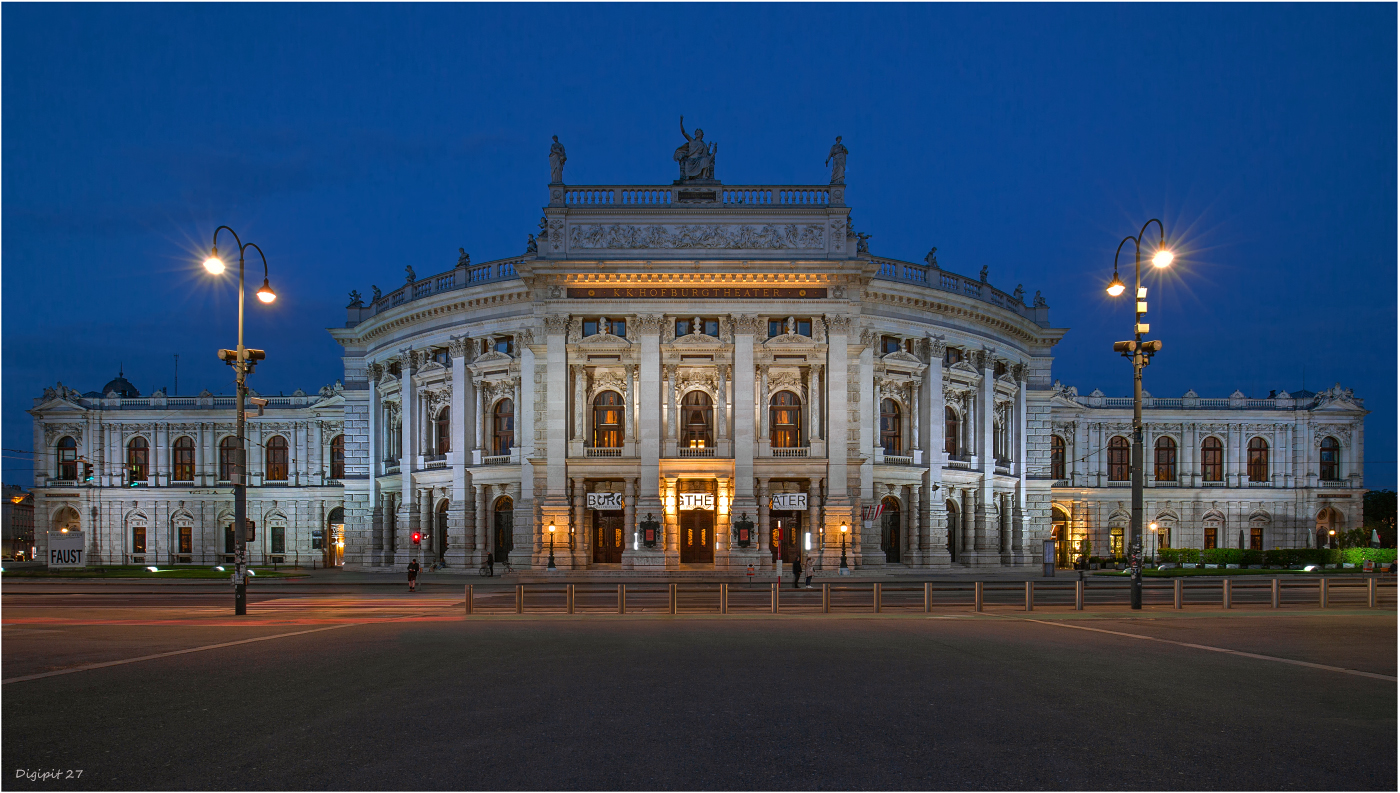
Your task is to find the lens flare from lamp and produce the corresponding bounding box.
[203,256,226,275]
[1106,273,1126,297]
[1152,249,1174,268]
[256,278,277,304]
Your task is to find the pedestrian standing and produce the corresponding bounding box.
[407,558,421,592]
[792,554,803,589]
[804,554,815,589]
[486,552,495,577]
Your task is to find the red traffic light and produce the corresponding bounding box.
[411,531,422,545]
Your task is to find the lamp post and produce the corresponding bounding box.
[547,520,557,570]
[1105,219,1172,610]
[203,227,277,616]
[1149,522,1159,564]
[839,522,849,572]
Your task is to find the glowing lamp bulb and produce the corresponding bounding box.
[203,256,226,275]
[1152,248,1174,268]
[1106,273,1126,297]
[256,278,277,304]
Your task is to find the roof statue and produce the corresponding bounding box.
[825,136,848,184]
[924,246,939,269]
[347,290,363,308]
[673,116,717,183]
[526,233,537,254]
[549,135,567,184]
[458,248,470,267]
[405,265,416,284]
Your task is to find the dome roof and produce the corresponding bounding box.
[101,375,140,398]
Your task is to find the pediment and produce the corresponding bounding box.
[764,333,814,347]
[672,333,723,347]
[881,349,922,365]
[579,332,631,347]
[950,360,979,376]
[31,397,86,414]
[473,350,514,365]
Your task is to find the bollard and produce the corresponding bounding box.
[1075,579,1084,611]
[974,581,984,612]
[1369,577,1377,608]
[567,583,575,614]
[1174,578,1183,610]
[924,581,932,613]
[1025,581,1034,612]
[721,582,728,614]
[1271,578,1279,609]
[515,583,524,614]
[1319,577,1328,609]
[1222,578,1231,609]
[669,583,678,615]
[874,582,882,613]
[619,583,626,615]
[465,584,473,616]
[822,582,831,613]
[771,581,779,613]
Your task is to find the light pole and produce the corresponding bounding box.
[839,522,849,572]
[547,520,557,571]
[203,227,277,616]
[1149,522,1159,564]
[1106,219,1172,610]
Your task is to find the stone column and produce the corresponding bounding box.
[665,365,678,446]
[961,487,973,564]
[716,364,728,442]
[810,364,823,443]
[633,315,665,570]
[572,365,585,443]
[624,478,637,555]
[731,316,759,540]
[910,483,921,563]
[397,349,417,566]
[824,314,852,570]
[808,480,822,565]
[973,350,996,565]
[475,483,489,559]
[449,337,471,567]
[758,364,770,446]
[757,478,771,568]
[540,316,571,566]
[417,487,432,563]
[664,477,679,568]
[572,476,587,568]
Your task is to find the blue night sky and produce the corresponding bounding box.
[3,3,1395,487]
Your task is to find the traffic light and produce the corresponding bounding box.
[82,461,94,482]
[411,531,422,545]
[244,349,266,373]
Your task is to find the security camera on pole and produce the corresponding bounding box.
[204,227,277,616]
[1105,219,1173,610]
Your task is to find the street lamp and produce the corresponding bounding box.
[205,226,277,616]
[1328,528,1337,550]
[839,522,849,572]
[547,520,557,570]
[1149,522,1159,563]
[1106,219,1172,610]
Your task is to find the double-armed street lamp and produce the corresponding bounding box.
[1105,219,1173,610]
[203,227,277,616]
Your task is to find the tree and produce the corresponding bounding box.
[1363,490,1396,547]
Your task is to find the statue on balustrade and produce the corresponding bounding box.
[924,246,939,269]
[458,248,470,267]
[525,233,537,254]
[1013,284,1025,304]
[347,290,363,308]
[825,135,848,184]
[371,285,382,303]
[405,265,416,284]
[549,135,567,184]
[674,116,717,182]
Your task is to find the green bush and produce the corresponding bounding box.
[1341,547,1398,565]
[1203,548,1242,565]
[1176,548,1201,564]
[1240,549,1263,566]
[1158,548,1179,563]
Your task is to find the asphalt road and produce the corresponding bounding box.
[2,589,1395,791]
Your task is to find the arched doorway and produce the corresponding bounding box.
[1051,505,1071,568]
[945,499,959,560]
[880,496,901,563]
[325,507,345,567]
[1316,508,1342,549]
[493,496,513,563]
[434,499,449,563]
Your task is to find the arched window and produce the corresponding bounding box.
[493,399,515,455]
[880,399,902,455]
[435,407,451,454]
[219,437,239,482]
[330,435,345,480]
[1050,435,1066,480]
[1319,436,1340,481]
[265,436,288,481]
[1153,436,1177,481]
[1107,436,1130,481]
[492,496,513,562]
[769,391,802,448]
[880,496,901,563]
[1248,437,1269,482]
[56,436,77,480]
[127,437,149,482]
[172,436,195,481]
[944,407,959,456]
[1201,437,1223,482]
[592,391,625,448]
[680,390,713,448]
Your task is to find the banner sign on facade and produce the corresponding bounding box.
[678,493,715,511]
[47,531,85,568]
[587,492,624,510]
[568,287,827,301]
[770,492,808,511]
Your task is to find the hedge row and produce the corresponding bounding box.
[1157,547,1397,566]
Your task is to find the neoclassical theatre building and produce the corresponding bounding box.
[26,131,1369,570]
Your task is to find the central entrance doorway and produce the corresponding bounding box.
[679,509,714,564]
[593,510,625,564]
[493,496,514,563]
[770,512,801,564]
[880,497,901,563]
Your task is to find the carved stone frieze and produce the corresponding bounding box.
[633,314,666,336]
[825,314,853,334]
[568,223,825,250]
[1315,426,1353,447]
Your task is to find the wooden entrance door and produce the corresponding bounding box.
[881,502,901,563]
[770,513,800,564]
[593,510,625,564]
[679,509,714,564]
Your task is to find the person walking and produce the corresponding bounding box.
[792,554,803,589]
[486,552,495,577]
[407,558,421,592]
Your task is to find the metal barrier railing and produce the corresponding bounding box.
[459,576,1397,616]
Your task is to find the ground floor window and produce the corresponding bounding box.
[178,525,192,555]
[271,525,286,555]
[1109,528,1124,559]
[132,526,146,554]
[1204,526,1218,549]
[1250,527,1263,551]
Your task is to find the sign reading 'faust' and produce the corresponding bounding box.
[47,531,85,569]
[678,493,715,511]
[586,492,624,510]
[770,493,808,511]
[568,287,826,300]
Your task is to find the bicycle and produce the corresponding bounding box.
[478,557,514,577]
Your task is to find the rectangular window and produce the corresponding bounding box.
[271,526,285,555]
[1249,527,1263,551]
[796,319,811,337]
[494,336,514,356]
[944,347,962,367]
[132,526,146,554]
[178,525,192,555]
[881,336,901,355]
[583,319,600,337]
[1204,526,1218,549]
[1110,528,1124,558]
[768,320,782,339]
